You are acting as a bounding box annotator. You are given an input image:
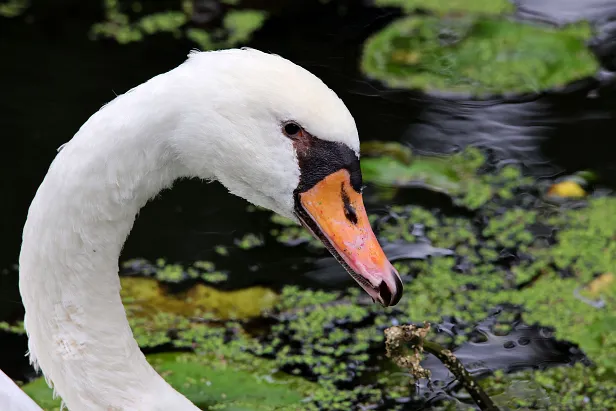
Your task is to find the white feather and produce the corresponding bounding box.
[13,47,359,410]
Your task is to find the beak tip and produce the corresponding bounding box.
[374,267,403,307]
[390,268,404,306]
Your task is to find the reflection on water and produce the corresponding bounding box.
[415,308,589,407]
[403,83,616,181]
[514,0,616,26]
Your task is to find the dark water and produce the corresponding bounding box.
[1,0,616,402]
[414,308,589,408]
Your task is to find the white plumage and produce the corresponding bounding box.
[9,48,360,410]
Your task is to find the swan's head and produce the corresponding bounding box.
[175,48,402,306]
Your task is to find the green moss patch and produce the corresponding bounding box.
[361,15,597,95]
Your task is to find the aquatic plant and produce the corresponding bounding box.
[270,213,324,248]
[22,329,320,411]
[0,320,25,334]
[91,0,266,49]
[361,142,531,209]
[234,233,264,250]
[15,141,616,410]
[362,15,598,96]
[122,258,229,284]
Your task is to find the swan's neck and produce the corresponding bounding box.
[19,71,200,410]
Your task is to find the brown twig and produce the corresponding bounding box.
[384,322,500,411]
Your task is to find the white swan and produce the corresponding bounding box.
[9,48,403,411]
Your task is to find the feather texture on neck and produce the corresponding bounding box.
[19,61,199,411]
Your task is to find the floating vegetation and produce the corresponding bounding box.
[361,15,598,96]
[121,276,278,323]
[22,328,320,411]
[0,320,25,334]
[15,143,616,410]
[270,214,324,248]
[361,142,530,210]
[215,245,229,256]
[122,258,229,284]
[91,0,267,49]
[373,0,514,16]
[234,233,265,250]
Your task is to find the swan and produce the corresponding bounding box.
[9,48,403,411]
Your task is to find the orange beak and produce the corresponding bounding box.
[294,169,403,306]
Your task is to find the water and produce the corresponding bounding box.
[2,1,616,409]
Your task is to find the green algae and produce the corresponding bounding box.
[223,10,267,45]
[91,0,266,49]
[215,245,230,256]
[361,142,529,209]
[361,15,597,96]
[373,0,514,15]
[362,144,615,407]
[270,214,324,249]
[498,197,616,374]
[22,349,318,411]
[151,352,311,409]
[121,275,277,347]
[14,142,616,410]
[21,281,309,410]
[482,364,616,410]
[21,377,62,411]
[234,233,264,250]
[127,258,229,284]
[0,320,25,334]
[379,195,616,376]
[122,277,278,323]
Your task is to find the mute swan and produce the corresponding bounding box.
[12,48,403,411]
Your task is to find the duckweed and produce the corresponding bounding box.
[91,0,267,50]
[234,233,264,250]
[362,143,531,210]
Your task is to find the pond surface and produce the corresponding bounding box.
[1,1,616,410]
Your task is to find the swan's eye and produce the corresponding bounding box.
[283,122,303,139]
